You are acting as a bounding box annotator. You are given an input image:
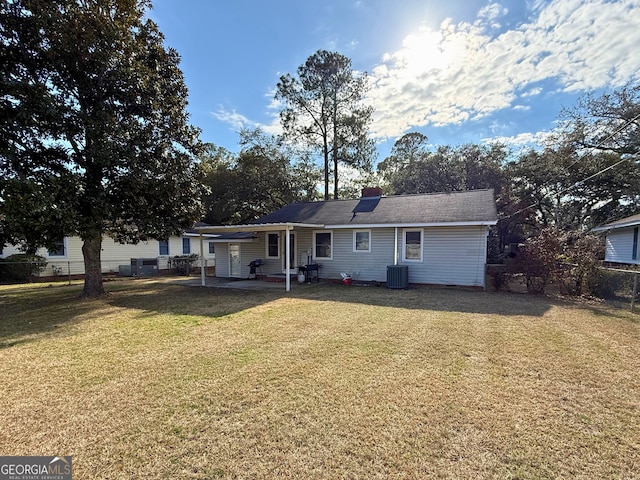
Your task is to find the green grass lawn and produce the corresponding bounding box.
[1,279,639,479]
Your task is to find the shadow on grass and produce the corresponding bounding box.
[288,283,558,317]
[2,278,634,348]
[0,279,276,347]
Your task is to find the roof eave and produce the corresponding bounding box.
[592,222,640,232]
[325,220,498,229]
[195,222,325,234]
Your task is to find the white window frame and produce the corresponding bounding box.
[182,237,191,255]
[47,237,68,258]
[265,232,280,259]
[402,228,423,262]
[208,241,216,255]
[353,229,371,253]
[313,230,333,260]
[158,239,170,256]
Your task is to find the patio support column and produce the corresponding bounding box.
[200,233,205,286]
[285,225,291,292]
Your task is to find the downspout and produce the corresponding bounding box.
[200,233,205,286]
[394,227,398,265]
[285,225,291,292]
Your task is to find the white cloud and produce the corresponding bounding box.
[212,106,282,137]
[485,130,553,151]
[475,2,509,29]
[368,0,640,139]
[211,108,252,132]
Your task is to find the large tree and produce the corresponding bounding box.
[201,129,322,225]
[0,0,205,297]
[379,134,507,196]
[276,49,375,200]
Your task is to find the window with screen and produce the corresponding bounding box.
[314,231,333,259]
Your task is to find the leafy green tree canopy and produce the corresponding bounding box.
[0,0,205,297]
[201,129,322,226]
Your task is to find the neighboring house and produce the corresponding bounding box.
[0,222,218,278]
[197,188,498,290]
[592,213,640,265]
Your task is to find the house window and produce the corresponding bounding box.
[266,233,279,258]
[353,230,371,253]
[633,227,638,261]
[403,229,423,262]
[314,231,333,260]
[182,237,191,255]
[158,240,169,256]
[47,238,66,257]
[208,242,216,255]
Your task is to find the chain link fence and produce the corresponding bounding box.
[593,267,640,311]
[0,256,215,284]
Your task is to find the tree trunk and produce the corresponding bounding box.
[323,142,330,201]
[333,153,339,200]
[81,233,106,297]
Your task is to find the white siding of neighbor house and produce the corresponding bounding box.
[604,227,639,264]
[1,234,216,277]
[210,226,488,288]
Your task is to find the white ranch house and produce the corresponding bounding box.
[197,188,498,291]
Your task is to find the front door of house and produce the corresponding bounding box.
[281,232,297,274]
[229,243,241,278]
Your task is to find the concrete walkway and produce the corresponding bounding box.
[168,276,323,291]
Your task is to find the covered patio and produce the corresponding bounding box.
[195,222,323,292]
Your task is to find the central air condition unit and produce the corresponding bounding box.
[131,258,159,277]
[387,265,409,289]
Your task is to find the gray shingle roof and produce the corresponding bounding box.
[252,189,497,226]
[592,213,640,231]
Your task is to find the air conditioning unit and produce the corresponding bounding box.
[131,258,159,277]
[387,265,409,289]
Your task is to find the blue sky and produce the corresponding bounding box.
[150,0,640,163]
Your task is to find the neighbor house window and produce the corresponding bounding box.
[314,231,333,260]
[47,238,66,257]
[266,233,279,258]
[353,230,371,253]
[208,242,216,255]
[403,229,423,262]
[158,240,169,256]
[633,227,638,261]
[182,237,191,255]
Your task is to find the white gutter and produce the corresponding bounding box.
[324,221,498,229]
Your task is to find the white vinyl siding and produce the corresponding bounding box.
[604,227,640,265]
[267,226,488,287]
[3,234,216,277]
[417,227,487,287]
